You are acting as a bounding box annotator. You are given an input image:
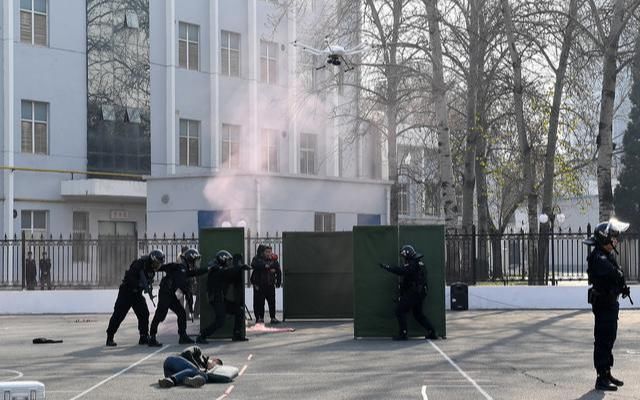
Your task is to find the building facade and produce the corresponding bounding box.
[0,0,389,239]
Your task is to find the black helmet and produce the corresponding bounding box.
[592,218,630,246]
[148,249,165,269]
[216,250,233,266]
[182,248,201,268]
[400,245,416,259]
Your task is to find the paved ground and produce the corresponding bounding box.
[1,310,639,400]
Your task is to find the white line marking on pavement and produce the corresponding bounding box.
[248,354,253,361]
[215,385,235,400]
[428,340,494,400]
[421,385,428,400]
[239,365,248,376]
[67,345,170,400]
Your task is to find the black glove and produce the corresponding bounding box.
[621,286,631,298]
[378,263,390,270]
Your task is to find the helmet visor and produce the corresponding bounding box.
[608,218,630,235]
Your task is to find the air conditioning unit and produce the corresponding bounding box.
[0,381,45,400]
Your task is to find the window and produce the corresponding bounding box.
[262,129,279,172]
[300,133,317,175]
[221,31,241,77]
[21,210,48,239]
[179,119,200,166]
[72,212,89,263]
[21,100,48,154]
[314,212,335,232]
[179,22,199,70]
[260,40,278,84]
[20,0,48,46]
[398,184,409,215]
[221,124,241,169]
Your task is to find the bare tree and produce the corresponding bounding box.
[588,0,640,220]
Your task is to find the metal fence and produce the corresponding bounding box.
[445,225,640,285]
[2,227,637,289]
[0,231,281,289]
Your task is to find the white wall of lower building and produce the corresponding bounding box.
[2,285,638,314]
[147,172,390,234]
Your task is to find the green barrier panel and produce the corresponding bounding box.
[282,232,353,319]
[353,225,446,338]
[198,227,245,339]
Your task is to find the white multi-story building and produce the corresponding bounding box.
[0,0,390,240]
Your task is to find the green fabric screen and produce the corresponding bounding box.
[282,232,353,319]
[198,227,246,339]
[353,225,446,338]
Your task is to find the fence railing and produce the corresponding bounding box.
[445,225,640,285]
[2,227,637,289]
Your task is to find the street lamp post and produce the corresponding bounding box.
[539,209,565,286]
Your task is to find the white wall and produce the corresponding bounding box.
[146,173,390,234]
[2,286,638,314]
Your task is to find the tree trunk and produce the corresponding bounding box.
[425,0,458,229]
[462,0,480,230]
[596,0,626,221]
[500,0,539,284]
[539,0,579,285]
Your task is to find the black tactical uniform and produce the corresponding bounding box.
[250,245,282,323]
[197,251,250,343]
[39,253,52,290]
[149,249,207,346]
[380,245,436,340]
[585,220,631,391]
[106,250,165,346]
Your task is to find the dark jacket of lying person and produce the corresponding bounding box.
[158,345,238,388]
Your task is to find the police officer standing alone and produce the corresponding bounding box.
[250,245,282,324]
[148,248,207,346]
[379,245,437,340]
[106,249,165,347]
[197,250,250,343]
[584,219,633,392]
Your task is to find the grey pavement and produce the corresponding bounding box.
[1,310,639,400]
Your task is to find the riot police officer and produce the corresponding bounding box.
[197,250,250,343]
[380,244,436,340]
[584,219,632,391]
[148,248,208,346]
[106,249,165,347]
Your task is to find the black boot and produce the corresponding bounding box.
[147,336,162,347]
[196,334,209,344]
[392,330,408,341]
[138,335,149,345]
[607,370,623,387]
[106,335,117,347]
[179,335,195,344]
[425,330,438,340]
[595,375,618,391]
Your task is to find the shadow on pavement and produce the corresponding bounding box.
[574,389,605,400]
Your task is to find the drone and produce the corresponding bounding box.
[292,37,370,71]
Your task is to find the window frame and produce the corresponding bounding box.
[260,40,278,84]
[398,183,410,216]
[21,210,49,238]
[178,22,200,71]
[21,100,49,155]
[72,211,90,263]
[221,124,241,169]
[179,119,200,167]
[20,0,48,46]
[314,212,336,232]
[299,133,317,175]
[261,129,280,173]
[221,30,241,77]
